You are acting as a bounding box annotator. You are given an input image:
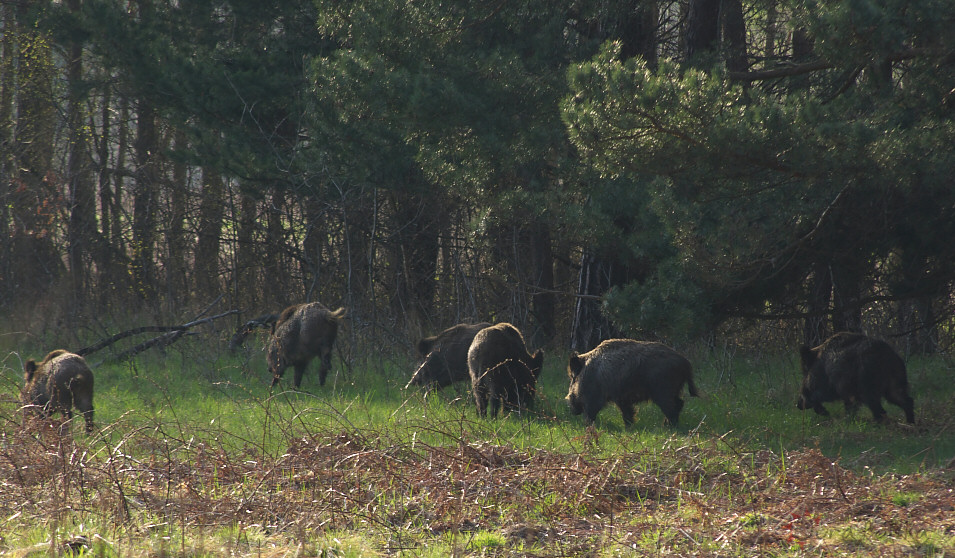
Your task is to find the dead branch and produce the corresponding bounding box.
[229,313,280,352]
[76,309,241,360]
[76,326,188,357]
[101,330,190,365]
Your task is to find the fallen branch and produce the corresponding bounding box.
[101,330,190,365]
[76,326,187,357]
[76,309,241,362]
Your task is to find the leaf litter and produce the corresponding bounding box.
[1,418,953,556]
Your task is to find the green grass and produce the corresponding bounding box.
[148,347,952,470]
[6,340,951,470]
[1,338,953,556]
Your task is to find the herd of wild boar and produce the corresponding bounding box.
[19,302,918,433]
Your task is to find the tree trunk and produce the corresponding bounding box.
[194,168,225,299]
[166,130,189,301]
[571,250,619,352]
[233,191,260,309]
[684,0,721,62]
[97,92,131,305]
[894,254,938,355]
[66,0,98,307]
[620,0,659,67]
[341,187,374,313]
[9,11,61,301]
[265,188,291,307]
[792,27,813,61]
[131,99,159,300]
[528,222,556,348]
[0,1,14,301]
[897,297,937,355]
[802,262,831,347]
[301,195,326,300]
[722,0,748,74]
[830,264,863,333]
[388,187,442,325]
[95,82,116,297]
[789,27,815,91]
[764,0,777,63]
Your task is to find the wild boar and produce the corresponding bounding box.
[406,322,491,389]
[467,323,544,418]
[21,350,95,433]
[565,339,697,427]
[798,332,915,424]
[268,302,346,388]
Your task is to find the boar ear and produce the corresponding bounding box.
[417,337,436,357]
[798,345,816,375]
[274,305,297,330]
[24,360,37,382]
[532,350,544,376]
[568,352,583,379]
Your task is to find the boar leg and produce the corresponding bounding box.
[488,385,502,418]
[857,382,890,422]
[500,378,524,415]
[318,352,333,386]
[293,364,307,389]
[812,402,830,416]
[842,399,860,418]
[616,401,636,425]
[473,382,489,417]
[75,390,94,430]
[82,409,95,433]
[884,389,915,424]
[860,398,888,422]
[74,396,95,433]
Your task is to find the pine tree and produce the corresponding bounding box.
[564,0,955,344]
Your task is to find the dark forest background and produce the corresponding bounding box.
[1,0,953,355]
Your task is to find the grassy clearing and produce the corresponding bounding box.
[1,338,953,556]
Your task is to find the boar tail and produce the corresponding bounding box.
[329,307,347,321]
[687,375,700,397]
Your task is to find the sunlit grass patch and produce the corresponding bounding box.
[888,490,922,507]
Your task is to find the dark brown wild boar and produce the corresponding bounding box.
[406,322,491,389]
[798,332,915,424]
[21,350,95,433]
[268,302,346,388]
[566,339,697,427]
[467,323,543,418]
